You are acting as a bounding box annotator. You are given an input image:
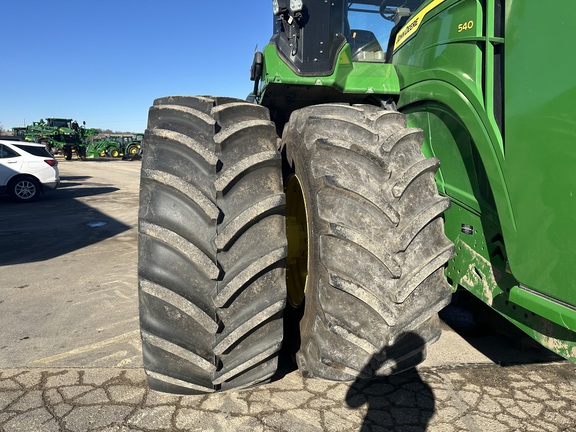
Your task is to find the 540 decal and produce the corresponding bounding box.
[457,20,474,32]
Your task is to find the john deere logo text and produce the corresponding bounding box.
[395,17,420,46]
[394,0,445,50]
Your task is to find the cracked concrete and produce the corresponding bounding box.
[1,363,575,431]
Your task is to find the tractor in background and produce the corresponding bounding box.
[86,134,143,159]
[14,118,98,160]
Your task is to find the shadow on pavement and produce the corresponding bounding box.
[0,174,130,266]
[346,333,434,432]
[273,333,434,430]
[439,291,564,365]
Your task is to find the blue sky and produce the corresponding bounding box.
[0,1,273,132]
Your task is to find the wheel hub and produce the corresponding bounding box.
[286,175,308,308]
[15,181,36,199]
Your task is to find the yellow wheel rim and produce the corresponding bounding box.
[286,175,308,308]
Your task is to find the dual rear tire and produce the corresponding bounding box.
[138,97,286,393]
[138,98,453,393]
[283,104,453,379]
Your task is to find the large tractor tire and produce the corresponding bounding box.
[63,146,73,160]
[77,146,87,161]
[138,96,287,394]
[282,104,453,380]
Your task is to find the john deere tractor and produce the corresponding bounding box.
[86,134,143,159]
[14,118,97,160]
[138,0,576,394]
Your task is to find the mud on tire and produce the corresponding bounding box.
[138,96,287,394]
[282,103,454,380]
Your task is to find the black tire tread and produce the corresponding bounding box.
[138,96,286,394]
[283,103,453,380]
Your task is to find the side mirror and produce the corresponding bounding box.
[250,51,264,98]
[250,51,264,82]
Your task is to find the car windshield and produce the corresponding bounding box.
[13,144,54,158]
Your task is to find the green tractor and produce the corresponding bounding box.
[86,136,120,158]
[137,0,576,394]
[86,134,142,159]
[14,118,98,160]
[117,133,144,159]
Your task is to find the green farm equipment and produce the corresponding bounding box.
[86,134,143,159]
[13,118,97,160]
[138,0,576,394]
[86,136,119,158]
[123,134,143,159]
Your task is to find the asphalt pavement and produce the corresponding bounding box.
[0,157,575,432]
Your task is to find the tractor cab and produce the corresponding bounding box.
[270,0,426,74]
[46,118,73,129]
[254,0,430,127]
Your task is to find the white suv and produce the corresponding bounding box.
[0,139,60,202]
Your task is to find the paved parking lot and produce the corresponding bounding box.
[0,158,575,431]
[0,158,141,370]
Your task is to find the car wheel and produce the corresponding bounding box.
[9,177,41,202]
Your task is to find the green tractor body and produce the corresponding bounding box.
[254,0,576,362]
[136,0,575,394]
[86,134,143,159]
[86,137,121,158]
[14,118,98,160]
